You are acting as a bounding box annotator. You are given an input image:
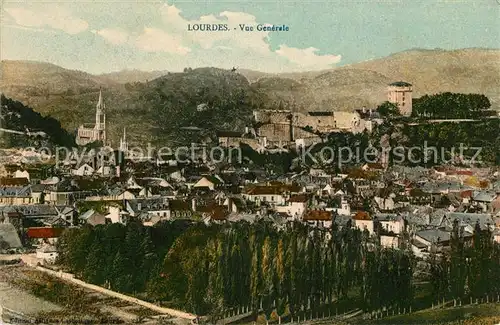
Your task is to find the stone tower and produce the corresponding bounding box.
[387,81,413,117]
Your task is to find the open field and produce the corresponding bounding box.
[0,264,175,324]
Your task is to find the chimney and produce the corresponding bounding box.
[362,106,366,113]
[191,198,196,211]
[369,108,373,115]
[245,126,249,134]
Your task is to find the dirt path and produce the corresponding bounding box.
[0,281,61,315]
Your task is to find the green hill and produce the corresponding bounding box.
[1,48,499,145]
[0,94,74,148]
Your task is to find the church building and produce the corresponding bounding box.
[76,89,107,146]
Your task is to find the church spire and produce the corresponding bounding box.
[97,87,104,109]
[120,127,128,152]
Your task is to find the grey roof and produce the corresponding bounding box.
[227,213,258,223]
[472,191,496,203]
[0,185,31,197]
[421,181,470,194]
[30,184,47,192]
[79,209,96,220]
[429,209,447,227]
[126,198,169,213]
[404,212,430,227]
[375,213,401,222]
[416,229,451,244]
[446,212,494,230]
[389,81,412,87]
[0,204,58,217]
[108,186,127,196]
[0,223,22,248]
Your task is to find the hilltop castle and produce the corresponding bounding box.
[217,81,414,150]
[76,89,106,146]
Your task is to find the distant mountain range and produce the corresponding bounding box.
[1,48,499,146]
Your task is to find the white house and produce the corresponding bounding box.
[72,163,94,176]
[352,211,374,234]
[275,194,309,220]
[36,245,58,265]
[243,186,293,206]
[494,230,500,244]
[381,235,400,249]
[14,169,30,181]
[376,213,405,234]
[374,195,395,211]
[328,196,351,216]
[193,176,224,191]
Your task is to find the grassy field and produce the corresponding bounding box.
[362,303,500,325]
[0,265,173,324]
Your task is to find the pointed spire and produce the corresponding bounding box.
[123,127,126,141]
[97,87,104,109]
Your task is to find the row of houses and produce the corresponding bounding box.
[1,157,499,264]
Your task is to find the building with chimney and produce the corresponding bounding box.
[76,89,106,146]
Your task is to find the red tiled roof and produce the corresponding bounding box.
[353,211,371,221]
[460,190,473,198]
[210,206,229,220]
[446,170,473,176]
[303,210,331,221]
[27,227,64,238]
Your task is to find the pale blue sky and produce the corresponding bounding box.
[1,0,499,74]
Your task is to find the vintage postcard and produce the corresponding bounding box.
[0,0,499,324]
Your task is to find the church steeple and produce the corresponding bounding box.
[94,87,106,145]
[97,87,105,110]
[120,127,128,153]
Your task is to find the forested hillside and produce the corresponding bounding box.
[0,94,74,148]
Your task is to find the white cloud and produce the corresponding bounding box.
[276,45,342,68]
[2,2,342,72]
[152,3,341,71]
[4,6,88,35]
[135,28,191,54]
[159,5,270,53]
[93,28,129,45]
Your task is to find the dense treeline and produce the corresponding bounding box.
[57,220,192,294]
[429,221,500,304]
[412,93,491,119]
[57,219,500,320]
[0,95,75,148]
[403,119,500,165]
[57,220,414,320]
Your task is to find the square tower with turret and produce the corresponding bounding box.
[387,81,413,116]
